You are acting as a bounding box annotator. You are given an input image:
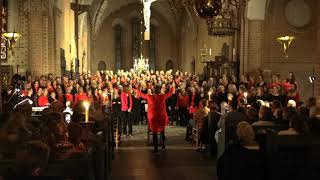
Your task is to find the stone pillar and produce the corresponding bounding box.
[24,0,53,77]
[240,7,249,75]
[4,0,28,74]
[247,20,264,73]
[314,1,320,97]
[316,1,320,97]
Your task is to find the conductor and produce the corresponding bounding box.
[136,84,174,152]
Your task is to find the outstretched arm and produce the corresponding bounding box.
[136,89,149,100]
[164,87,174,100]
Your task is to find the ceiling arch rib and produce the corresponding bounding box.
[92,0,177,38]
[93,0,109,37]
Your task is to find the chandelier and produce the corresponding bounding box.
[194,0,249,36]
[134,54,149,72]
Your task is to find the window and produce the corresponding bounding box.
[132,18,141,63]
[149,25,156,70]
[60,48,66,77]
[98,61,107,71]
[166,60,174,71]
[114,24,122,70]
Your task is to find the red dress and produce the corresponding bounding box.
[65,94,73,103]
[38,96,49,107]
[137,89,173,133]
[74,93,88,106]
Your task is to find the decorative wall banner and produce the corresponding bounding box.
[1,0,7,61]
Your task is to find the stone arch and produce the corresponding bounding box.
[112,18,126,28]
[129,10,141,20]
[98,60,107,71]
[150,18,160,27]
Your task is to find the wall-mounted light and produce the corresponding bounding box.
[2,32,21,54]
[276,35,295,58]
[309,76,315,84]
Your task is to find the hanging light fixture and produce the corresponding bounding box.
[194,0,222,19]
[276,35,295,58]
[2,32,21,52]
[134,54,149,72]
[194,0,249,36]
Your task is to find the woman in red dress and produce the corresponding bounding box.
[136,85,174,152]
[74,87,88,106]
[38,88,49,107]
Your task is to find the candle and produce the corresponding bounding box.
[83,101,90,123]
[66,101,70,107]
[209,48,212,56]
[243,92,248,98]
[243,92,248,104]
[208,91,212,101]
[102,93,107,103]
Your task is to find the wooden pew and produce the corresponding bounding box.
[265,134,312,180]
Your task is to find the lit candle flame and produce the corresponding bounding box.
[83,101,90,123]
[243,92,248,98]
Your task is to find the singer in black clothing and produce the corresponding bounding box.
[112,90,122,137]
[132,92,142,125]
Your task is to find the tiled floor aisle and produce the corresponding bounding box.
[111,125,217,180]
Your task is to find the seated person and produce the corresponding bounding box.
[273,108,288,126]
[67,122,86,152]
[2,141,50,178]
[0,112,31,144]
[278,114,309,135]
[252,106,274,127]
[217,121,265,180]
[45,112,82,159]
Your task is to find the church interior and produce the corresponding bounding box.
[0,0,320,179]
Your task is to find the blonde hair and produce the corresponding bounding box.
[236,121,255,142]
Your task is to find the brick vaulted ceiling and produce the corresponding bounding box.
[87,0,187,38]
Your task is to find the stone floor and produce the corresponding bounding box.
[111,125,217,180]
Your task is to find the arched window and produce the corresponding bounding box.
[98,60,107,71]
[166,60,174,71]
[114,24,122,70]
[131,18,142,62]
[149,25,156,70]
